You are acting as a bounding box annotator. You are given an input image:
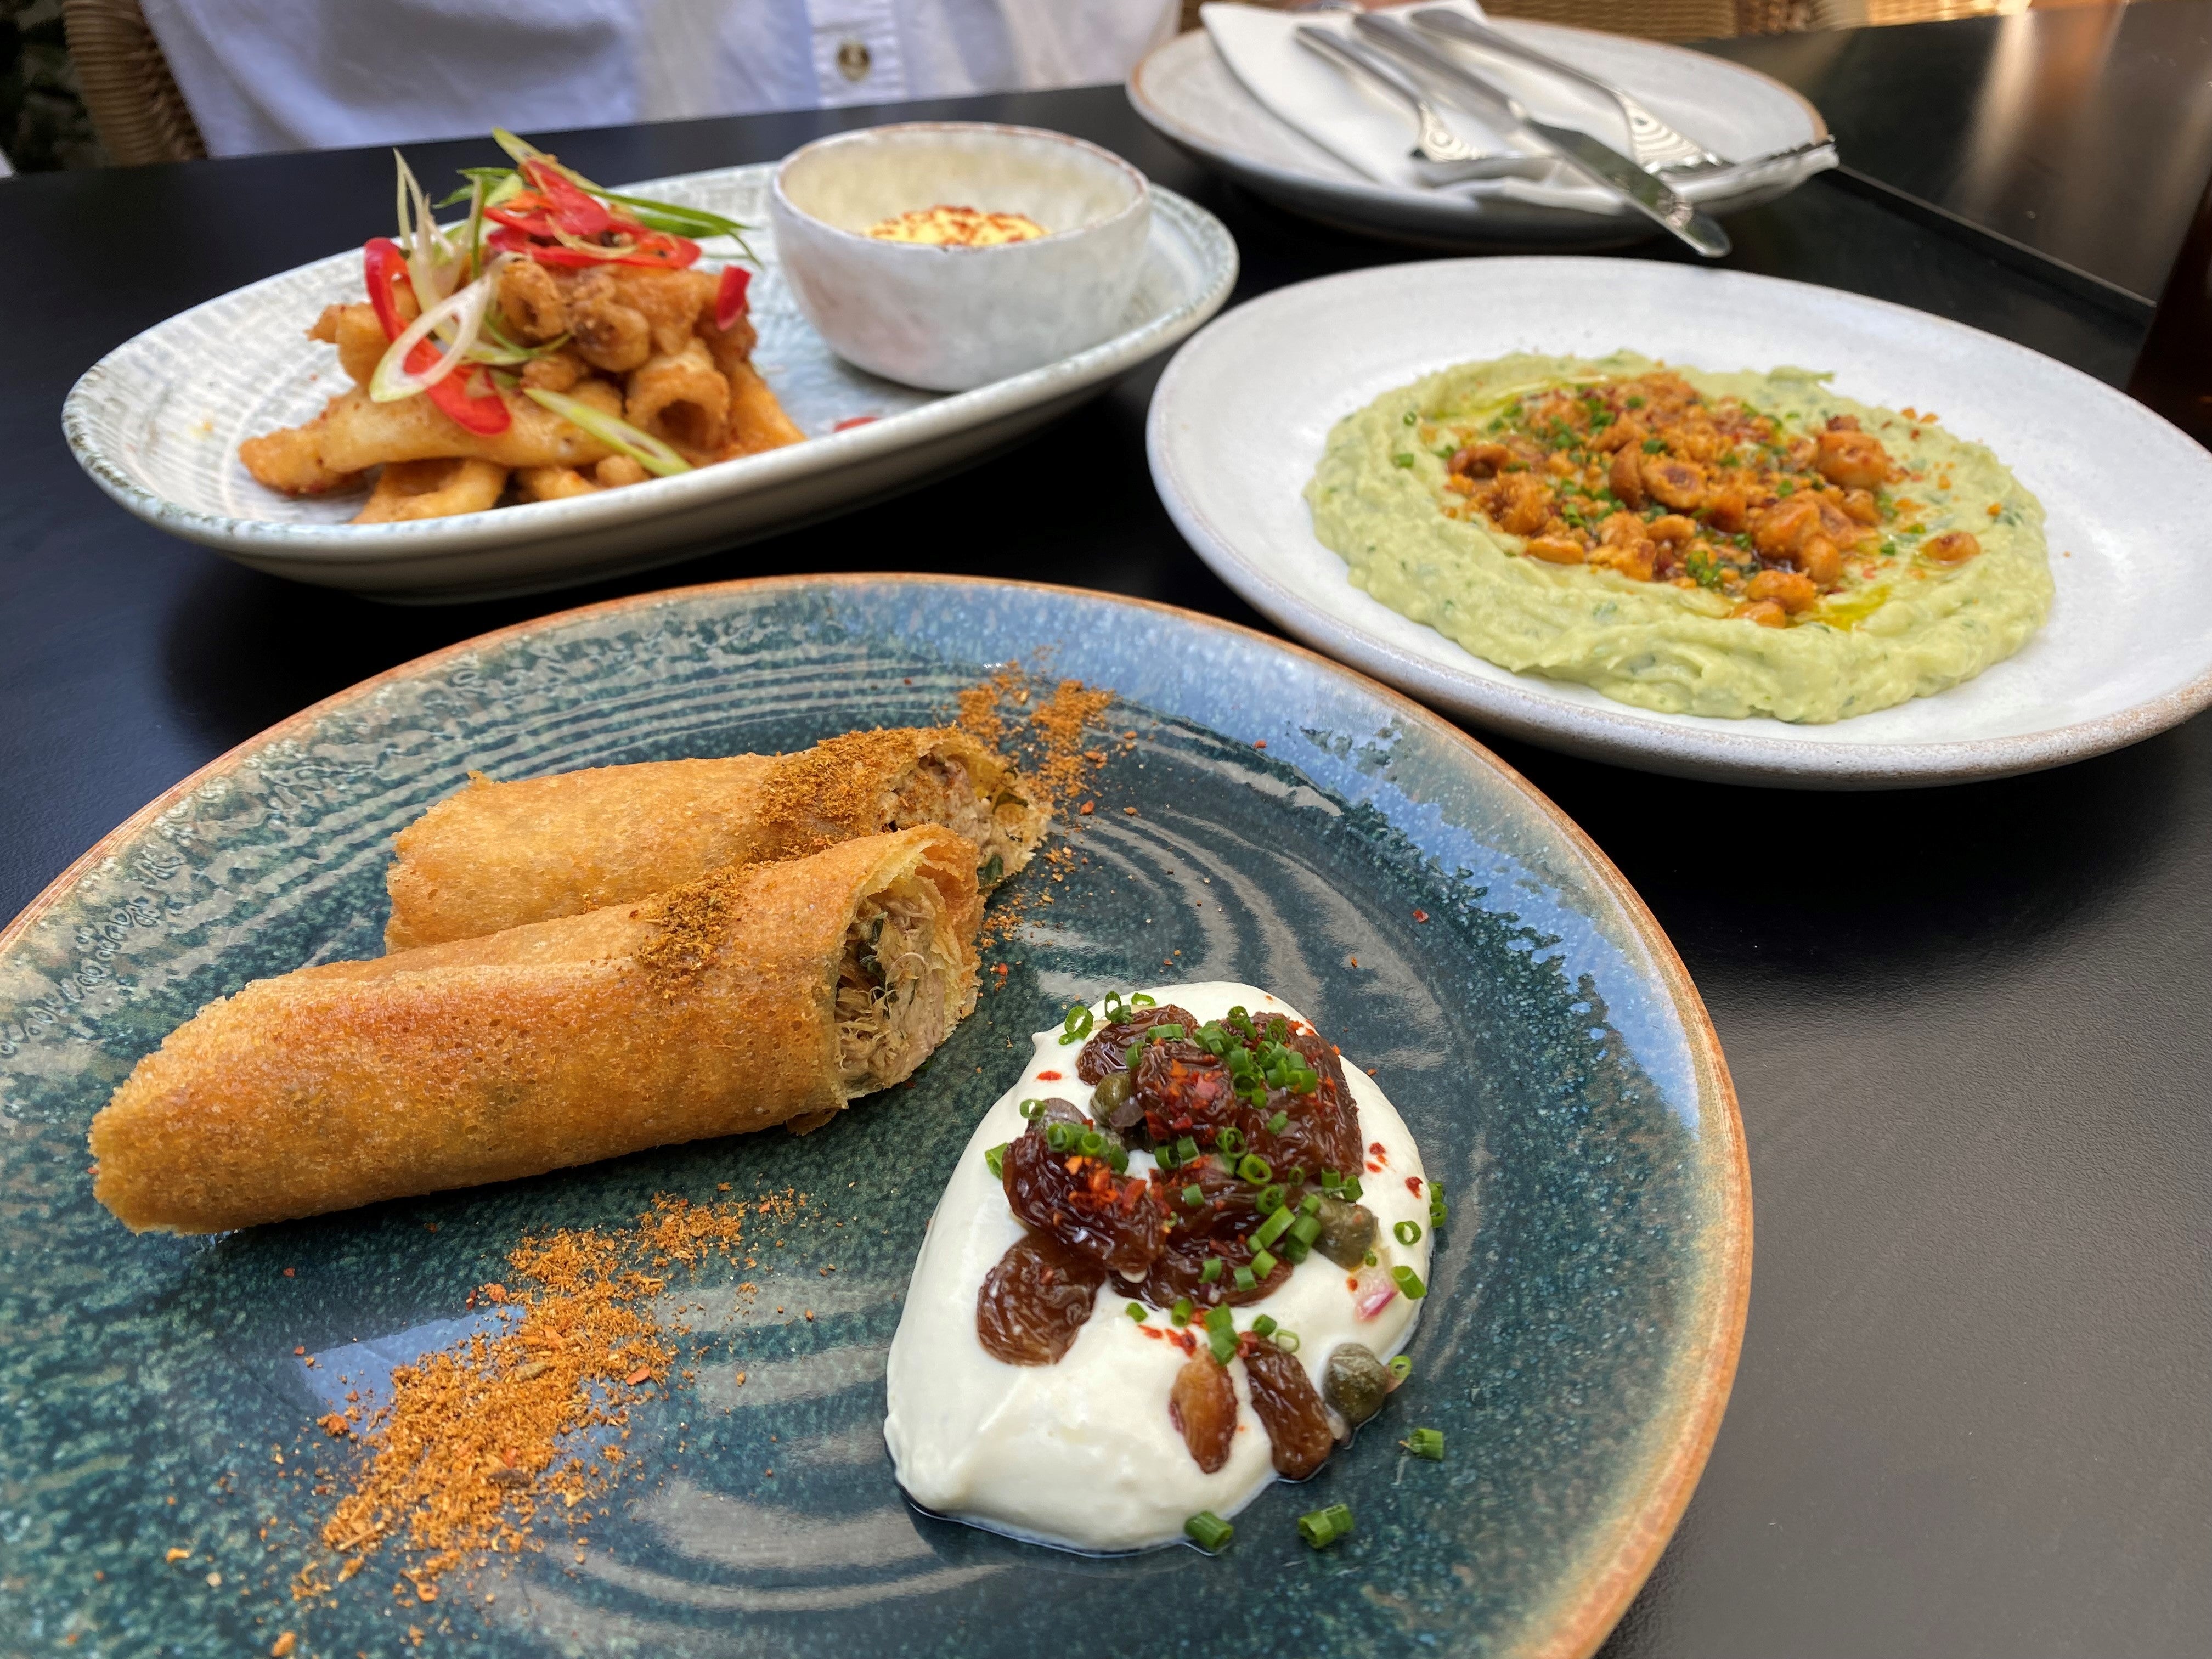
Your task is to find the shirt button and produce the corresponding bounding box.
[836,38,871,81]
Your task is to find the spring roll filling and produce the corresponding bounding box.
[893,753,1040,889]
[837,872,968,1096]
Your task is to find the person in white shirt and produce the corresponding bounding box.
[140,0,1181,159]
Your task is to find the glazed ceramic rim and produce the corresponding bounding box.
[1148,256,2212,789]
[0,574,1749,1659]
[58,177,1232,566]
[1126,19,1829,227]
[770,120,1152,251]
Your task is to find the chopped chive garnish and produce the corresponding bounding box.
[1058,1004,1094,1045]
[1019,1098,1047,1119]
[1300,1192,1324,1215]
[1289,1214,1322,1247]
[1184,1510,1233,1551]
[1152,1023,1186,1042]
[1280,1237,1311,1265]
[1273,1330,1301,1353]
[1253,1314,1277,1336]
[1201,1257,1224,1284]
[1171,1297,1194,1327]
[1393,1220,1423,1246]
[1126,1301,1148,1322]
[1341,1177,1363,1202]
[1155,1143,1180,1171]
[1131,992,1156,1007]
[1256,1184,1287,1214]
[1297,1503,1354,1549]
[1108,1144,1130,1174]
[1250,1249,1278,1279]
[1176,1136,1200,1165]
[1205,1305,1237,1364]
[1238,1154,1273,1183]
[1217,1127,1245,1156]
[984,1143,1008,1180]
[1285,1166,1306,1187]
[1079,1129,1105,1158]
[1182,1183,1205,1209]
[1391,1266,1427,1300]
[1046,1122,1077,1153]
[1233,1266,1257,1292]
[1254,1207,1293,1248]
[1389,1355,1413,1384]
[1321,1170,1341,1192]
[1268,1111,1290,1135]
[1404,1428,1444,1461]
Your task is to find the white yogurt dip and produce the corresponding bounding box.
[883,981,1431,1551]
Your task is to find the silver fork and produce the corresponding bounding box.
[1296,26,1551,181]
[1408,6,1731,176]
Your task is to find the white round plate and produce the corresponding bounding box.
[62,165,1235,604]
[1146,257,2212,788]
[1127,22,1826,248]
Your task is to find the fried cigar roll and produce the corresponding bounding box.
[89,827,981,1234]
[383,726,1048,951]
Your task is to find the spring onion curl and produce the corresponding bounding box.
[520,387,693,478]
[369,274,498,404]
[392,151,465,312]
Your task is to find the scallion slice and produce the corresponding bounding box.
[1233,1266,1256,1292]
[1184,1510,1233,1552]
[1252,1314,1277,1336]
[1256,1184,1286,1215]
[1268,1111,1290,1135]
[1238,1154,1272,1184]
[1404,1427,1444,1461]
[1389,1355,1413,1385]
[1182,1183,1205,1209]
[1394,1220,1423,1246]
[1171,1297,1194,1327]
[521,386,692,477]
[1253,1206,1293,1249]
[1297,1503,1353,1549]
[1250,1249,1278,1279]
[1289,1214,1322,1247]
[1391,1266,1427,1300]
[1200,1257,1223,1284]
[1126,1301,1147,1323]
[984,1143,1008,1180]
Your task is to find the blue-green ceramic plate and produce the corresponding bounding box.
[0,576,1748,1659]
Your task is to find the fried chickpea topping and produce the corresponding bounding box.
[1434,371,1986,627]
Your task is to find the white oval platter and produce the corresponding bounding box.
[63,164,1237,603]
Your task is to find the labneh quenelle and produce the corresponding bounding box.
[884,983,1436,1553]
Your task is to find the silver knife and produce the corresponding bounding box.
[1350,11,1730,258]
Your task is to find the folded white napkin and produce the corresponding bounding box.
[1201,0,1833,216]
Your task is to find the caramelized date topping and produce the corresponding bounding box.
[1140,1158,1292,1311]
[1239,1334,1335,1479]
[1132,1020,1362,1180]
[975,1232,1109,1365]
[1169,1353,1238,1473]
[1001,1130,1166,1279]
[1076,1004,1200,1084]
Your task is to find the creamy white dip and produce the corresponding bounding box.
[883,981,1431,1551]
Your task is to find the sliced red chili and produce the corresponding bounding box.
[356,238,511,437]
[715,265,752,331]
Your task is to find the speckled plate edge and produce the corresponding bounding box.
[0,574,1749,1659]
[1147,258,2212,790]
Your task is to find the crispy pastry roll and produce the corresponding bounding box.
[383,726,1048,951]
[89,827,981,1234]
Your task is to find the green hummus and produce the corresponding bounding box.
[1304,351,2052,723]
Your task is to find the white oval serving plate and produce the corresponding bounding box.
[63,163,1235,603]
[1127,20,1825,249]
[1146,257,2212,788]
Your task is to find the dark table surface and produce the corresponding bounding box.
[1704,0,2212,308]
[4,10,2209,1658]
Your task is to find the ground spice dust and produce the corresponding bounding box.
[297,1191,800,1604]
[955,670,1119,945]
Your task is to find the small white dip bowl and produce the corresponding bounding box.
[770,122,1154,392]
